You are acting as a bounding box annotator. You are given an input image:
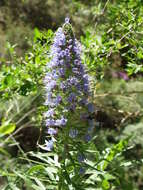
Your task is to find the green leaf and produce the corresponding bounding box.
[0,123,16,136]
[34,178,46,190]
[9,183,21,190]
[0,147,10,156]
[27,165,45,174]
[34,28,42,42]
[102,179,110,190]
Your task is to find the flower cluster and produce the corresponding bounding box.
[44,18,90,150]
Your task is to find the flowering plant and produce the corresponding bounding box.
[43,18,93,151]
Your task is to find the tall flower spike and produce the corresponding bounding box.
[44,18,89,150]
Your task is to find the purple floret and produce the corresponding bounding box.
[69,129,78,138]
[55,117,67,126]
[45,139,54,151]
[47,128,57,135]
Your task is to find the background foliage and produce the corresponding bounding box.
[0,0,143,189]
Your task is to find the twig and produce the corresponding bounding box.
[16,108,35,125]
[102,0,110,15]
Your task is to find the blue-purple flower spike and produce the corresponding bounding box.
[65,17,70,23]
[44,18,90,150]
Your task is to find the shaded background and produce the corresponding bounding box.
[0,0,108,56]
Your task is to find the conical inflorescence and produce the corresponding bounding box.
[44,18,90,150]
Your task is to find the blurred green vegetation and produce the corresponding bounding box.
[0,0,143,189]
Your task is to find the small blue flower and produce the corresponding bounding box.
[59,59,64,65]
[68,77,78,85]
[45,139,54,151]
[79,167,85,174]
[77,154,85,163]
[65,17,70,23]
[45,109,55,117]
[46,119,55,126]
[60,82,67,92]
[55,117,67,126]
[67,93,76,103]
[46,80,57,90]
[58,68,65,77]
[84,134,92,142]
[54,95,62,105]
[68,39,72,44]
[69,104,76,111]
[47,128,57,135]
[87,103,95,113]
[79,98,88,106]
[69,129,78,138]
